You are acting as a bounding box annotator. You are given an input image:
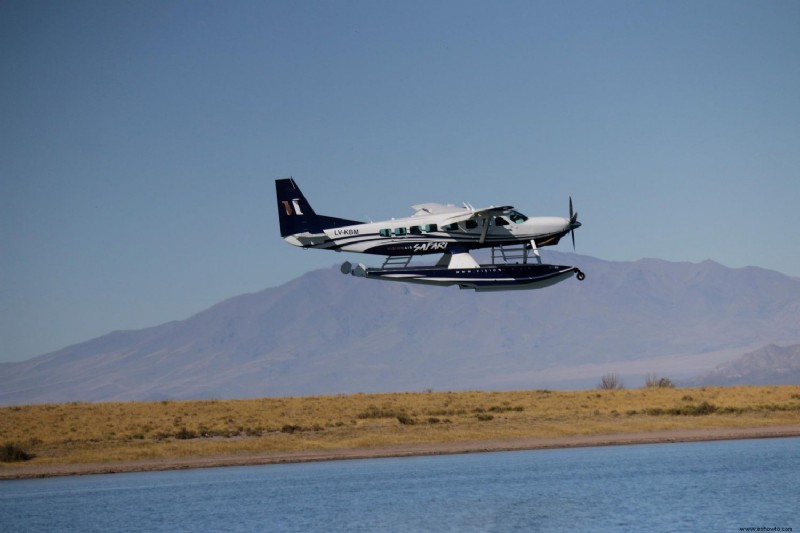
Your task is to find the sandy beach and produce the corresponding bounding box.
[3,424,799,480]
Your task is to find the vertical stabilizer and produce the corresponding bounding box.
[276,178,320,237]
[275,178,364,239]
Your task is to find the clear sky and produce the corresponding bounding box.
[2,0,799,363]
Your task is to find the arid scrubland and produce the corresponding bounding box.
[2,386,799,469]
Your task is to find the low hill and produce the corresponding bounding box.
[2,252,799,404]
[688,344,800,386]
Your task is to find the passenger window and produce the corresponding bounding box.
[379,229,391,237]
[393,227,406,236]
[410,226,422,235]
[425,224,438,232]
[444,223,458,231]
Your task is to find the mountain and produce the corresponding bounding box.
[687,344,800,386]
[2,252,799,405]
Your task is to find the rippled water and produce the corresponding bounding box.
[1,437,798,532]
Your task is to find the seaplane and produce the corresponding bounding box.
[276,177,585,291]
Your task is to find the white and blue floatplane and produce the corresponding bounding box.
[276,178,585,292]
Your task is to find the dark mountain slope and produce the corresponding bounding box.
[2,253,798,404]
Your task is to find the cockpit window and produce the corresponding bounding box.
[508,211,528,223]
[494,217,509,226]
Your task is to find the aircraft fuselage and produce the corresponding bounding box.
[285,212,573,255]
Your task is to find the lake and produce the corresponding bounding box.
[1,437,797,532]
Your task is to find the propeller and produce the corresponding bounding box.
[568,196,581,251]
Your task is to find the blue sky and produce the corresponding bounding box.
[2,1,799,363]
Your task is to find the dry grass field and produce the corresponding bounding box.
[2,385,799,471]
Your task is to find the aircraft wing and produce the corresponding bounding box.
[411,203,467,216]
[437,205,514,225]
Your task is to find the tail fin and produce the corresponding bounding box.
[275,178,363,238]
[276,178,321,237]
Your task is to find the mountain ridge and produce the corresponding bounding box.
[2,252,799,405]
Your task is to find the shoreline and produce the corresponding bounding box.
[3,424,799,480]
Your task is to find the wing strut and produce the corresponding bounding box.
[479,216,491,244]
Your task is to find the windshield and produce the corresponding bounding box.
[508,210,528,223]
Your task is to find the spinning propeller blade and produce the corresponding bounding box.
[568,196,580,251]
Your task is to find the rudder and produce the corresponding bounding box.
[276,178,320,237]
[275,178,363,238]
